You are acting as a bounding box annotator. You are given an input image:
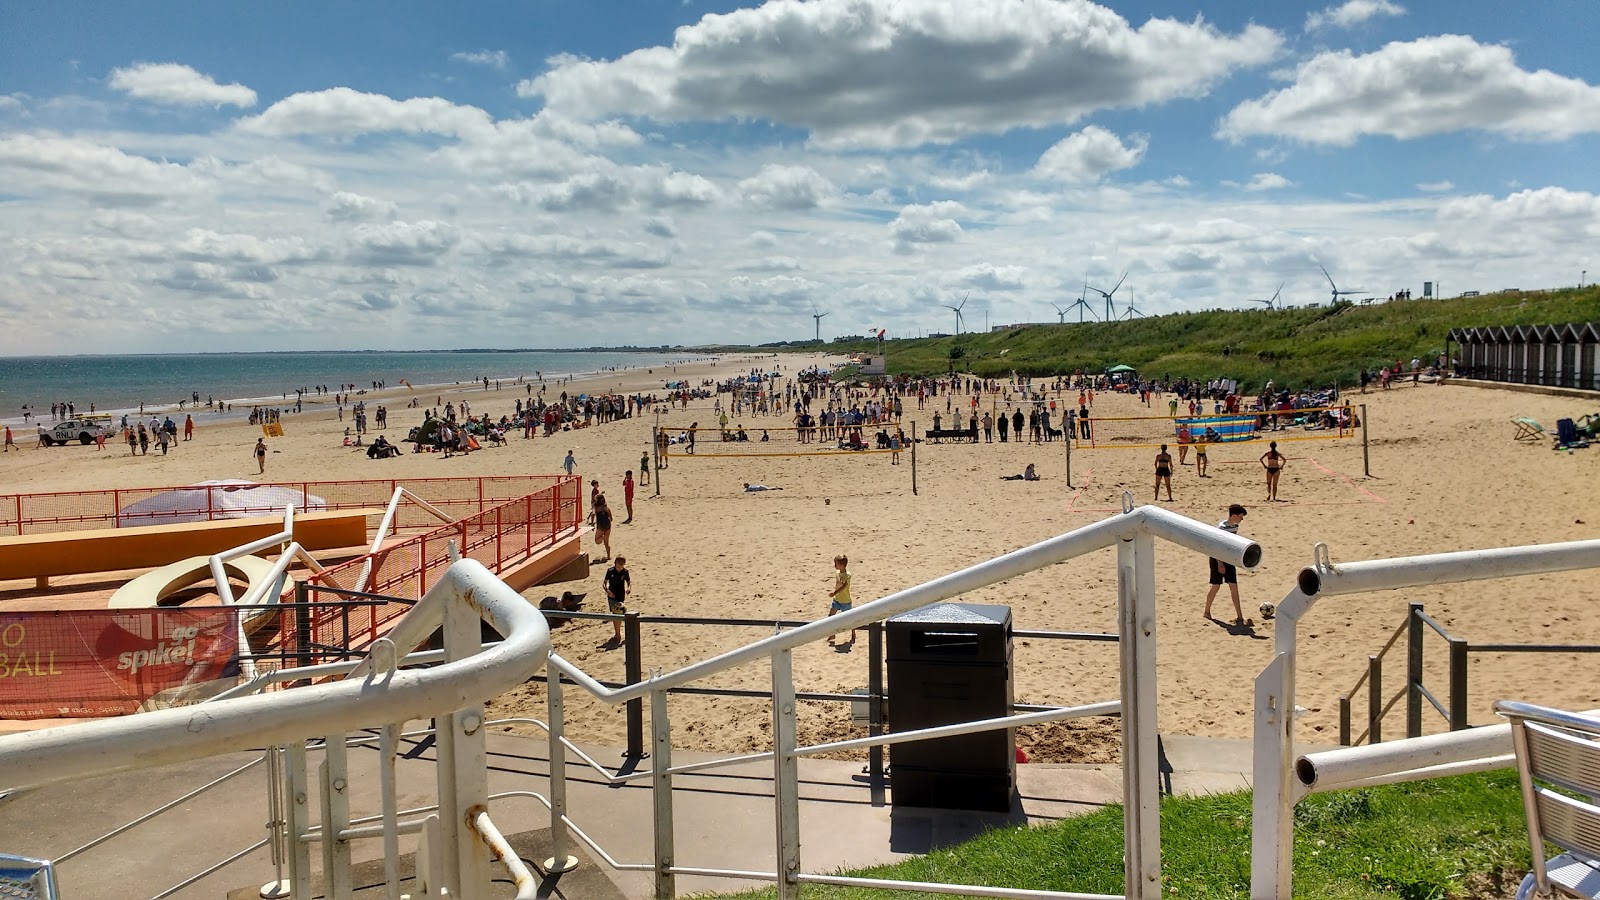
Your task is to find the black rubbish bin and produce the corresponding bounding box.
[886,602,1014,812]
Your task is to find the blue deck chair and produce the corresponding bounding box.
[1495,701,1600,899]
[0,855,60,900]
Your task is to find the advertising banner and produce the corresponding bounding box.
[0,608,239,719]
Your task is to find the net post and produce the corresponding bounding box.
[652,426,661,498]
[1406,601,1424,738]
[1065,414,1073,488]
[910,421,918,496]
[1361,403,1371,477]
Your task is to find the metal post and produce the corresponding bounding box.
[1249,653,1295,900]
[1065,414,1073,488]
[1118,532,1160,900]
[624,612,646,758]
[867,622,884,792]
[378,725,401,900]
[260,746,289,899]
[1406,602,1424,738]
[1338,696,1351,746]
[1448,637,1469,731]
[910,422,918,495]
[652,426,661,498]
[436,587,491,895]
[1361,403,1371,477]
[651,688,675,900]
[544,666,579,872]
[283,741,312,900]
[772,650,801,899]
[294,581,312,668]
[318,735,354,900]
[1368,654,1383,744]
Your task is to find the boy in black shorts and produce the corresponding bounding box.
[1203,504,1247,625]
[604,556,630,643]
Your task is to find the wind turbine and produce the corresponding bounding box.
[1087,271,1128,321]
[1120,286,1145,320]
[1056,275,1100,323]
[942,292,970,335]
[1320,265,1364,306]
[809,301,829,343]
[1246,282,1285,311]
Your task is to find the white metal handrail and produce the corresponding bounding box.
[1250,538,1600,899]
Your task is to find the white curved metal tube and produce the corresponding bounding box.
[1304,539,1600,598]
[547,506,1257,706]
[0,559,549,792]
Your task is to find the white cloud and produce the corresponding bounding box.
[349,220,461,266]
[1219,36,1600,145]
[0,133,207,205]
[327,191,399,222]
[108,62,258,108]
[1305,1,1405,33]
[450,50,511,71]
[522,0,1281,148]
[237,87,493,139]
[1236,172,1291,191]
[738,164,835,210]
[959,264,1027,291]
[1034,126,1147,183]
[0,94,23,112]
[1416,180,1454,193]
[889,200,966,254]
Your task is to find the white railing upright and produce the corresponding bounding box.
[1249,537,1600,899]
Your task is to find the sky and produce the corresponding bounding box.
[2,0,1598,354]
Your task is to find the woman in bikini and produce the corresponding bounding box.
[1154,444,1174,501]
[1260,440,1286,501]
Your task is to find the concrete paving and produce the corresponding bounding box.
[0,725,1272,899]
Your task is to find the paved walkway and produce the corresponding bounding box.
[1,725,1295,899]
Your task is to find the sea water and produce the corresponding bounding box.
[0,349,700,425]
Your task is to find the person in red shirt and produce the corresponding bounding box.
[622,470,636,524]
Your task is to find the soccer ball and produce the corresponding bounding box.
[1258,602,1276,621]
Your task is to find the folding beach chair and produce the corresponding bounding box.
[1494,701,1600,899]
[1512,417,1548,442]
[0,854,60,900]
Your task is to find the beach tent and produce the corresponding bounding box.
[118,480,327,526]
[1106,365,1137,374]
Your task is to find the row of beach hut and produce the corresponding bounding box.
[1447,322,1600,391]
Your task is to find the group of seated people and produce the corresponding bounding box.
[366,435,401,459]
[719,426,771,442]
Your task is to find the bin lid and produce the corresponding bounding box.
[889,602,1010,626]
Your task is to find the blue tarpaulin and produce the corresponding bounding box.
[1175,415,1257,443]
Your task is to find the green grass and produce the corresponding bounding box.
[742,288,1600,392]
[707,772,1530,900]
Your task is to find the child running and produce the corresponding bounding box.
[826,554,856,645]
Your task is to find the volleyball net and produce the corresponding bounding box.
[1076,405,1362,450]
[657,422,901,458]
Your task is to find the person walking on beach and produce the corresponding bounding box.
[2,425,13,452]
[254,437,268,474]
[593,494,613,561]
[138,424,150,455]
[826,554,856,645]
[184,415,194,441]
[604,556,630,644]
[127,427,138,455]
[1261,441,1286,502]
[622,471,635,524]
[1204,505,1248,625]
[1194,434,1209,477]
[1154,444,1174,501]
[563,450,576,476]
[639,451,650,486]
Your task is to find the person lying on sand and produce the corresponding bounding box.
[744,483,783,492]
[1000,464,1040,481]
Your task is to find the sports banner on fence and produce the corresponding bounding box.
[0,607,240,719]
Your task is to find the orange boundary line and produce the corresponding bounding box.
[1307,456,1387,503]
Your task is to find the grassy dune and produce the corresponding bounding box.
[781,288,1600,391]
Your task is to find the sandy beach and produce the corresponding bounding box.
[6,356,1599,761]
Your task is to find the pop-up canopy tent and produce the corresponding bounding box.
[1107,364,1137,374]
[118,480,327,525]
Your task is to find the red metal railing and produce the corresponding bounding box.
[285,478,583,653]
[0,476,565,537]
